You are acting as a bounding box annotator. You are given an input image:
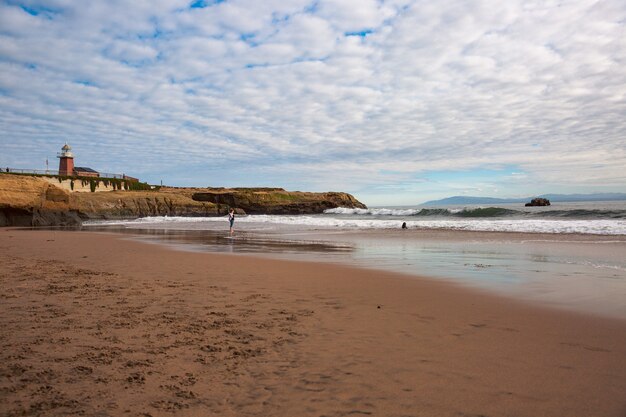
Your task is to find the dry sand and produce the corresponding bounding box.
[1,229,625,417]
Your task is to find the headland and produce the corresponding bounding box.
[0,173,366,226]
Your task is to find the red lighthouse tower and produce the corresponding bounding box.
[57,143,74,176]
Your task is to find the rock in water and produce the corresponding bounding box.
[525,198,550,207]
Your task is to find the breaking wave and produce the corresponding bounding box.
[323,207,519,217]
[324,207,626,219]
[84,215,626,235]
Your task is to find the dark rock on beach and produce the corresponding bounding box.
[0,207,83,227]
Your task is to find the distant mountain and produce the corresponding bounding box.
[422,196,524,205]
[422,193,626,206]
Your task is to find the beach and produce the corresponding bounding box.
[1,228,626,417]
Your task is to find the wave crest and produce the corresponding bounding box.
[324,207,422,216]
[324,206,521,218]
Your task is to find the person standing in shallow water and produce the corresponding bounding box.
[228,208,235,236]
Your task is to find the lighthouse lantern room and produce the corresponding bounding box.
[57,143,74,176]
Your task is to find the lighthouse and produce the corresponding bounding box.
[57,143,74,176]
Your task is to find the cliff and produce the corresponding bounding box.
[0,174,82,226]
[191,188,366,214]
[0,174,366,226]
[71,188,221,219]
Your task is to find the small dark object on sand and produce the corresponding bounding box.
[401,222,407,229]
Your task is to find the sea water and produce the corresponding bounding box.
[83,201,626,319]
[86,201,626,234]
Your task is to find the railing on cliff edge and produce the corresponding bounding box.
[2,168,133,181]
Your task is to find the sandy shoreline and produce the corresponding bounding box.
[86,225,626,319]
[1,229,625,416]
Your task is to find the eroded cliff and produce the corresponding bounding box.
[0,174,82,226]
[191,188,366,214]
[0,174,366,226]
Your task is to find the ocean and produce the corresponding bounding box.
[83,201,626,319]
[86,200,626,234]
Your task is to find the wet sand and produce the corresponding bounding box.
[87,226,626,318]
[1,229,625,417]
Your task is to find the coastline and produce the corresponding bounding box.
[1,228,625,416]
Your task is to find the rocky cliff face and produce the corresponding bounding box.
[191,188,366,214]
[0,175,367,226]
[0,174,82,226]
[72,189,221,219]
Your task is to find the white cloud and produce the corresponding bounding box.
[315,0,396,32]
[105,40,159,63]
[1,0,625,205]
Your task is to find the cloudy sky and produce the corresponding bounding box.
[1,0,625,205]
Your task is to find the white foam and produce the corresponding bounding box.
[324,207,425,216]
[84,216,213,226]
[83,215,626,235]
[574,261,626,272]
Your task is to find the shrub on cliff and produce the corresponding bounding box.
[125,181,152,191]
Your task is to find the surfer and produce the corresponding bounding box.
[402,222,407,229]
[228,208,235,236]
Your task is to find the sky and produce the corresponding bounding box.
[0,0,625,206]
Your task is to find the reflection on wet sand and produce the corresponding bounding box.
[80,225,626,319]
[86,226,356,256]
